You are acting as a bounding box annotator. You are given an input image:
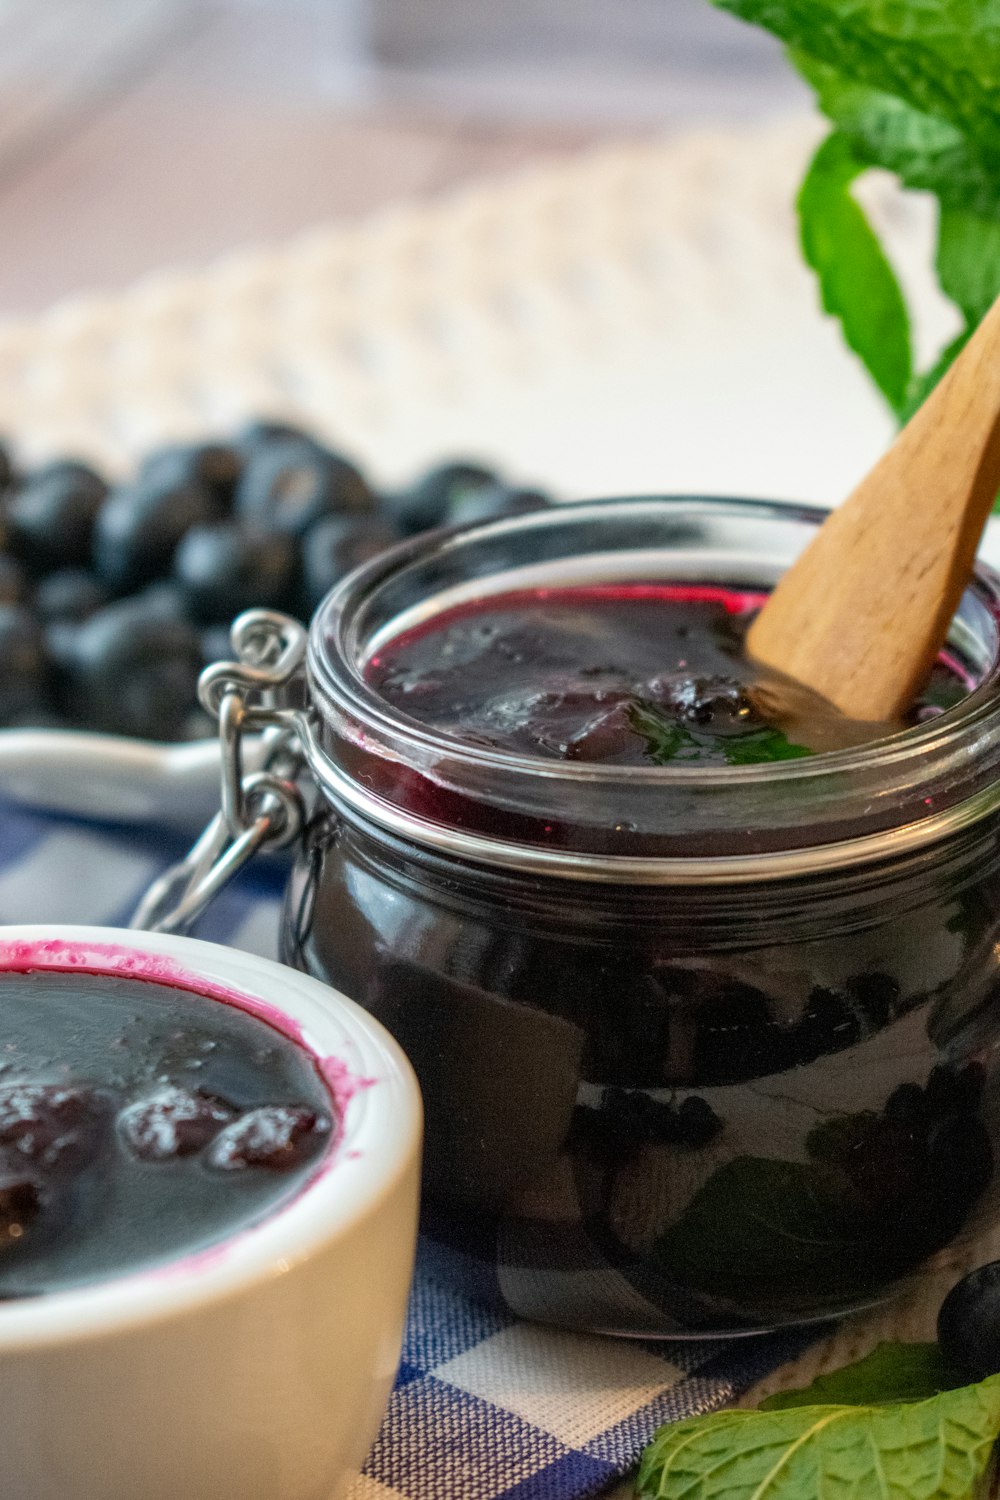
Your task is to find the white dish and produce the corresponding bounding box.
[0,924,422,1500]
[0,729,225,829]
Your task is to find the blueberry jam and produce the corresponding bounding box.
[0,970,333,1296]
[285,549,1000,1336]
[367,583,968,764]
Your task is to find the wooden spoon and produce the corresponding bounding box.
[746,291,1000,722]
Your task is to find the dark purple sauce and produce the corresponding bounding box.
[0,967,334,1296]
[367,583,968,765]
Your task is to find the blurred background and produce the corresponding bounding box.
[0,0,950,804]
[0,0,805,313]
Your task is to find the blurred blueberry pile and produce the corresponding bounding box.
[0,421,551,741]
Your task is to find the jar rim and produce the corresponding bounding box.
[305,496,1000,868]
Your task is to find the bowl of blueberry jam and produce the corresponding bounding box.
[0,925,421,1500]
[278,494,1000,1337]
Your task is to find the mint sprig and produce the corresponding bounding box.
[637,1368,1000,1500]
[709,1,1000,438]
[710,0,1000,154]
[796,132,912,411]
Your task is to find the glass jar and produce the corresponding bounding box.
[282,497,1000,1336]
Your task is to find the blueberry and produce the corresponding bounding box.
[200,624,234,668]
[63,597,204,740]
[0,1082,108,1173]
[845,971,900,1029]
[44,621,77,677]
[118,1085,235,1161]
[926,1063,985,1118]
[938,1260,1000,1382]
[140,442,242,510]
[4,461,107,574]
[237,418,313,456]
[445,483,550,528]
[0,1175,40,1250]
[645,1100,685,1144]
[93,471,226,594]
[0,440,15,492]
[884,1082,930,1130]
[206,1105,331,1171]
[0,607,52,721]
[174,522,299,623]
[129,580,190,623]
[599,1087,663,1153]
[34,569,108,624]
[658,675,762,736]
[302,513,400,612]
[676,1095,723,1148]
[692,979,798,1084]
[797,986,863,1058]
[387,461,496,536]
[0,553,28,607]
[235,435,375,537]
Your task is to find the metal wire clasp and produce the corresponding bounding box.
[130,609,310,935]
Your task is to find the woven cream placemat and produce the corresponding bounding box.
[0,113,949,505]
[0,114,984,1426]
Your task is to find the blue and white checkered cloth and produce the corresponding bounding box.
[0,796,815,1500]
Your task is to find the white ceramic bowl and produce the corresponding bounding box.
[0,925,422,1500]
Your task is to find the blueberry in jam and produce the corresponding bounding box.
[367,583,968,766]
[0,970,333,1297]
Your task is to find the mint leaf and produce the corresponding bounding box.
[652,1156,883,1305]
[937,208,1000,327]
[899,330,970,424]
[627,701,811,766]
[706,1,1000,455]
[761,1343,951,1410]
[636,1372,1000,1500]
[792,55,1000,217]
[710,1,1000,155]
[627,702,703,763]
[896,214,1000,431]
[797,132,912,413]
[720,727,812,764]
[786,52,1000,421]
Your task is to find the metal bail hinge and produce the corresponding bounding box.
[130,609,309,935]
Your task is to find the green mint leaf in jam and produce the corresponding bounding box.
[760,1343,952,1410]
[636,1371,1000,1500]
[651,1156,872,1303]
[627,700,811,766]
[719,727,812,764]
[627,701,705,762]
[796,132,912,413]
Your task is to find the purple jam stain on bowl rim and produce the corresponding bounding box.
[0,937,379,1288]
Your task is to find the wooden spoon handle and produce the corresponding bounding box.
[747,292,1000,722]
